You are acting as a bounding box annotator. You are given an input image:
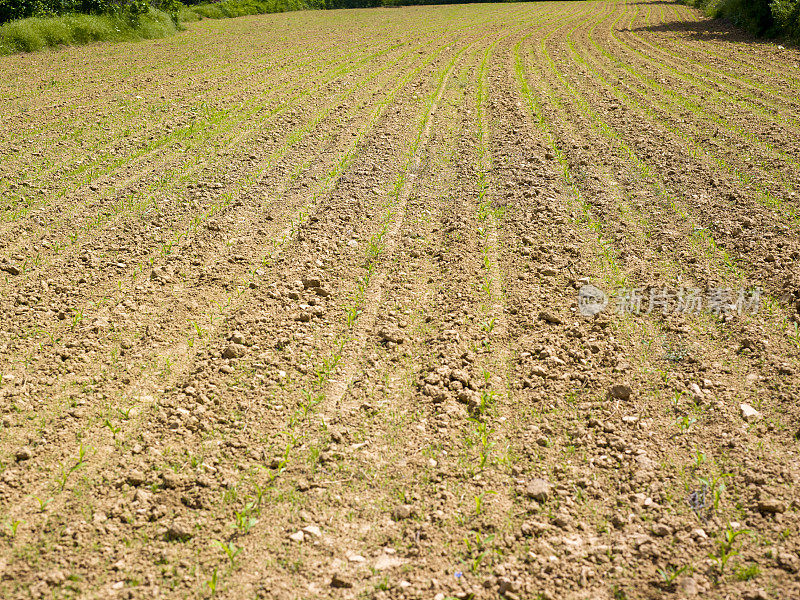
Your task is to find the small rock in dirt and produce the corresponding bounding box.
[539,266,558,277]
[347,553,366,563]
[450,369,470,385]
[392,504,415,520]
[635,454,654,472]
[222,343,246,359]
[552,512,570,528]
[740,403,761,423]
[530,365,549,378]
[539,310,562,325]
[126,470,146,487]
[15,446,33,461]
[288,531,305,542]
[330,574,352,589]
[678,576,698,597]
[525,478,552,502]
[302,277,322,289]
[378,327,404,344]
[161,471,183,489]
[778,363,794,375]
[651,523,671,537]
[757,498,786,514]
[166,522,193,542]
[374,553,407,570]
[608,383,632,401]
[302,525,322,538]
[230,331,246,345]
[45,570,66,586]
[777,552,798,572]
[1,264,20,276]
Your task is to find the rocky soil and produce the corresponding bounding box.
[0,1,799,599]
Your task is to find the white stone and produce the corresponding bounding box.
[740,403,761,423]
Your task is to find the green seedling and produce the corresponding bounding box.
[698,473,730,512]
[709,525,750,577]
[481,318,496,334]
[6,520,21,538]
[736,563,760,581]
[71,309,84,330]
[32,496,52,512]
[474,490,497,516]
[103,419,121,438]
[212,540,242,566]
[207,568,219,595]
[692,449,705,470]
[232,502,258,535]
[478,389,496,414]
[190,320,205,339]
[657,564,689,586]
[675,414,696,432]
[463,531,496,574]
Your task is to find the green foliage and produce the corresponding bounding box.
[0,7,177,54]
[709,526,750,577]
[0,0,148,24]
[735,563,761,581]
[181,0,312,21]
[683,0,800,40]
[771,0,800,40]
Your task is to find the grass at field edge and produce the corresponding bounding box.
[0,0,311,56]
[0,9,179,56]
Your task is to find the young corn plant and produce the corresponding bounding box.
[206,568,219,595]
[474,490,497,517]
[709,526,750,579]
[657,564,689,588]
[212,540,242,567]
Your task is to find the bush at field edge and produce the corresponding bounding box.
[0,7,178,55]
[683,0,800,42]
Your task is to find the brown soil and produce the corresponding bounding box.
[0,2,799,599]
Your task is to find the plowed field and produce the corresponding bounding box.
[1,2,800,599]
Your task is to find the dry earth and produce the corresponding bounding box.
[1,1,800,599]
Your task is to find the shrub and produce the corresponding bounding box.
[183,0,310,20]
[771,0,800,40]
[0,0,176,25]
[0,7,177,54]
[683,0,800,39]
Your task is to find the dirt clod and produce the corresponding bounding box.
[525,478,552,502]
